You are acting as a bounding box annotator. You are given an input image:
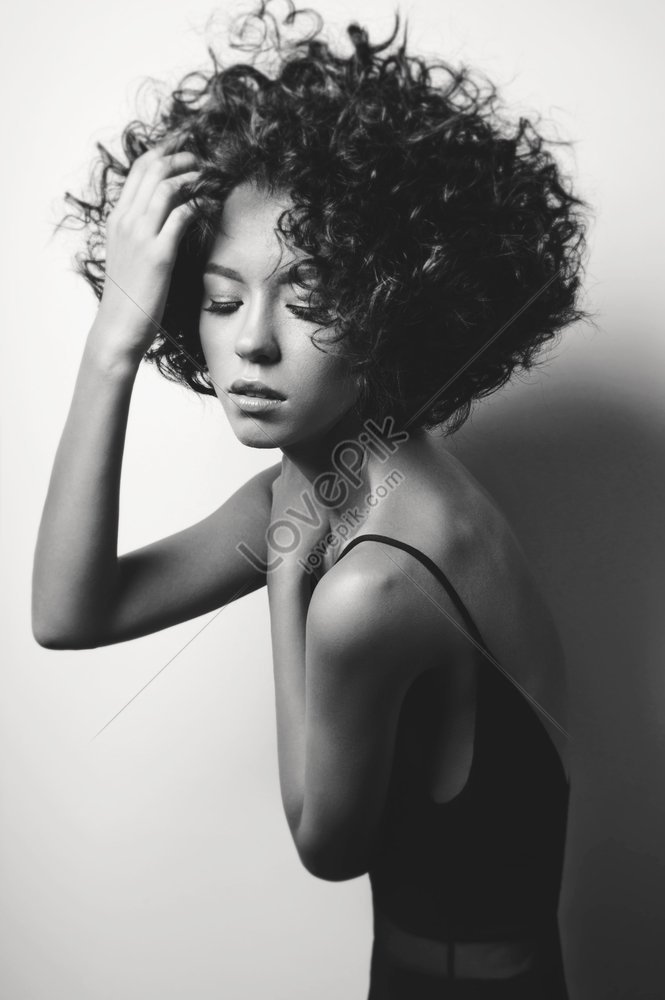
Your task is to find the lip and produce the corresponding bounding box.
[229,379,286,400]
[229,394,285,414]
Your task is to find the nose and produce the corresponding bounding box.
[234,298,280,364]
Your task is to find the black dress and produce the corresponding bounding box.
[331,533,570,999]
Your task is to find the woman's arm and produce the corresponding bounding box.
[267,545,461,882]
[32,322,282,648]
[32,329,142,647]
[33,138,199,647]
[32,138,282,649]
[267,568,312,835]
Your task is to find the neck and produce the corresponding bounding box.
[281,407,373,533]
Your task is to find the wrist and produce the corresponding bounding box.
[83,321,144,378]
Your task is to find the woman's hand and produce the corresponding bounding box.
[91,133,201,364]
[268,456,332,579]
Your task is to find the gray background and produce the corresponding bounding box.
[2,0,664,997]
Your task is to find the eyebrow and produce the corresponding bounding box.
[203,262,299,285]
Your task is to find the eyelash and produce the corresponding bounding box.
[203,300,315,320]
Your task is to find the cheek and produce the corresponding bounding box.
[315,367,359,416]
[198,328,231,372]
[301,352,353,397]
[197,323,213,365]
[302,333,353,382]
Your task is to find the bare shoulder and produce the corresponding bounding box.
[307,531,474,689]
[320,435,571,773]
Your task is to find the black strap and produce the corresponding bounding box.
[334,533,490,652]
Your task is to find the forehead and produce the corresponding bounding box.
[206,181,294,268]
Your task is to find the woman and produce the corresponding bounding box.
[33,3,591,996]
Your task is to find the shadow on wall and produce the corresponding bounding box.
[447,373,665,1000]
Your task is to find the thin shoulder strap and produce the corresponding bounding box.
[334,534,572,773]
[334,532,490,653]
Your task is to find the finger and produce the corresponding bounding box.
[117,150,199,220]
[159,131,185,154]
[131,150,199,218]
[158,198,199,254]
[142,169,201,233]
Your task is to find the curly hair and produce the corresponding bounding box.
[58,0,594,435]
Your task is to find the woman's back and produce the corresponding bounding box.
[318,440,571,996]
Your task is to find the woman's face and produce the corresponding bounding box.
[199,181,360,450]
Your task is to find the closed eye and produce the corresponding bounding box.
[202,300,315,320]
[202,300,241,315]
[286,304,316,319]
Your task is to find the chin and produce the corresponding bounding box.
[229,421,286,449]
[222,397,352,450]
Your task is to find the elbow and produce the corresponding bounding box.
[32,629,78,650]
[31,619,97,650]
[31,601,82,649]
[31,585,109,650]
[31,620,66,649]
[295,835,370,883]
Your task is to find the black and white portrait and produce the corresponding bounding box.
[6,1,664,997]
